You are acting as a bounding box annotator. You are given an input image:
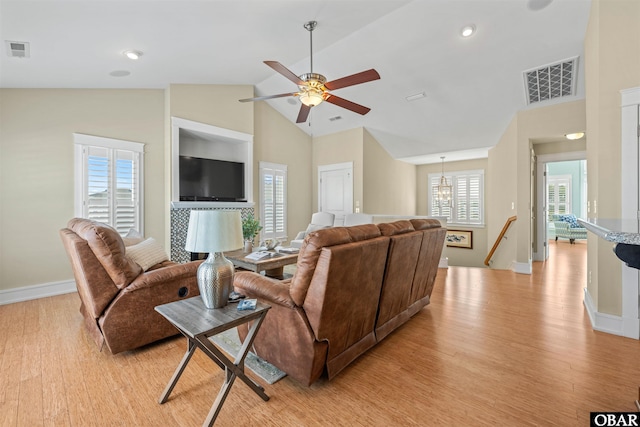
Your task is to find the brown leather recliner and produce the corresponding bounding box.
[235,224,390,385]
[60,218,201,354]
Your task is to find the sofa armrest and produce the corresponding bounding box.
[294,231,306,240]
[126,261,201,292]
[234,271,296,308]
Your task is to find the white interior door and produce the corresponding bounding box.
[318,162,353,225]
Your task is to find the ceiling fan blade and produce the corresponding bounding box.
[264,61,304,86]
[296,104,311,123]
[239,92,297,102]
[324,69,380,91]
[324,94,371,115]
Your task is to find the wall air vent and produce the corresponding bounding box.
[523,56,578,104]
[5,41,30,58]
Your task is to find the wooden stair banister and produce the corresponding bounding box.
[484,216,517,266]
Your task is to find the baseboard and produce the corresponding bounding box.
[0,279,76,306]
[438,257,448,269]
[511,260,532,275]
[582,288,637,338]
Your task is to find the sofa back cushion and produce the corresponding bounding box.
[60,228,121,318]
[375,221,423,337]
[409,221,446,309]
[410,218,443,231]
[302,235,389,376]
[289,223,382,306]
[377,220,415,236]
[67,218,142,289]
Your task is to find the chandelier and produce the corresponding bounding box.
[437,156,452,207]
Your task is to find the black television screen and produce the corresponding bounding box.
[179,156,245,202]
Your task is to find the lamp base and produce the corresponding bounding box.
[197,252,235,309]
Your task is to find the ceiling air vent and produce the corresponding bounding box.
[329,116,342,122]
[6,41,30,58]
[523,56,578,104]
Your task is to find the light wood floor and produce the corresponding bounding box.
[2,240,640,426]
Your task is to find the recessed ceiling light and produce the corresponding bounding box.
[109,70,131,77]
[527,0,554,11]
[461,25,476,38]
[123,50,143,60]
[565,132,585,140]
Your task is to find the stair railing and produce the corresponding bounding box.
[484,216,517,267]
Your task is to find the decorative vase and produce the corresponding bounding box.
[244,240,253,253]
[196,252,234,309]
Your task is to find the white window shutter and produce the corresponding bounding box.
[74,134,144,235]
[275,173,286,234]
[428,169,483,225]
[263,171,275,234]
[468,174,481,222]
[85,145,111,223]
[260,162,287,241]
[114,150,140,234]
[456,175,467,221]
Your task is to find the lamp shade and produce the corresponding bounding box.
[185,210,243,253]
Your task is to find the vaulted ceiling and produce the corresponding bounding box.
[0,0,591,164]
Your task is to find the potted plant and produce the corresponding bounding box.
[242,214,262,252]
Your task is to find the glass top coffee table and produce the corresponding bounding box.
[225,249,298,279]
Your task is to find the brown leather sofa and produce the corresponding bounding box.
[60,218,201,354]
[234,219,445,386]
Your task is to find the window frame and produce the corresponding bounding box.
[428,169,484,226]
[259,161,288,241]
[547,174,572,220]
[74,133,145,235]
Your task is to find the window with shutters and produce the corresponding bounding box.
[259,162,287,241]
[547,175,571,220]
[74,134,144,235]
[428,169,484,225]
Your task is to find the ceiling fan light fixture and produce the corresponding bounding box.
[239,19,379,123]
[299,88,325,107]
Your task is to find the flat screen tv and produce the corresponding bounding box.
[179,156,245,202]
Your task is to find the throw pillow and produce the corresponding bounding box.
[125,237,169,271]
[559,214,580,228]
[122,228,145,246]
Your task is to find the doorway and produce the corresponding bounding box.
[534,152,587,261]
[318,162,353,225]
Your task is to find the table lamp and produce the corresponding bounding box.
[185,210,243,309]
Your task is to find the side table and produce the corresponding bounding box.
[155,297,271,426]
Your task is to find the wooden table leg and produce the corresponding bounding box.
[157,303,271,426]
[159,338,197,404]
[264,266,284,278]
[197,313,270,401]
[195,312,270,425]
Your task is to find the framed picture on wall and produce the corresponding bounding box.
[446,229,472,249]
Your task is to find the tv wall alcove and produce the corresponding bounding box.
[170,117,255,262]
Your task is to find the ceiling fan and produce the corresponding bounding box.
[239,21,381,124]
